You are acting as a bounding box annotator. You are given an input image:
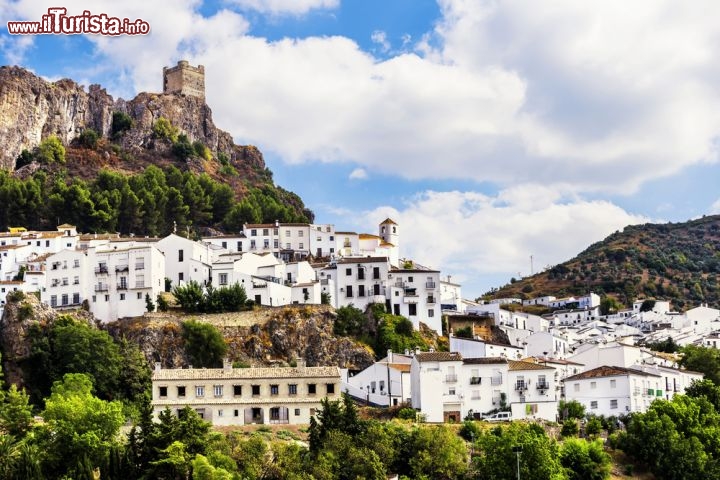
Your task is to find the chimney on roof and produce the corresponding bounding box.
[296,358,306,370]
[387,349,393,363]
[154,362,162,371]
[223,358,232,371]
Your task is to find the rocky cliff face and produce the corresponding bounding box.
[0,65,264,171]
[106,306,375,370]
[0,293,95,387]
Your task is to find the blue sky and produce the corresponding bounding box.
[2,0,720,299]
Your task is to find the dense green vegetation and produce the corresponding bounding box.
[22,315,151,408]
[172,281,248,314]
[486,215,720,309]
[0,165,310,236]
[181,320,228,369]
[332,304,433,358]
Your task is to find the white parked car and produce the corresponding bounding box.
[484,412,512,422]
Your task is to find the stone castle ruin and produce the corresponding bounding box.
[162,60,205,101]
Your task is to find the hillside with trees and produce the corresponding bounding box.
[0,66,313,236]
[485,215,720,310]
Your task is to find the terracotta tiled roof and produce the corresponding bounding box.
[244,224,276,229]
[508,360,555,371]
[415,352,462,362]
[153,365,340,381]
[522,356,584,366]
[0,245,26,250]
[463,357,508,365]
[359,233,382,240]
[565,365,660,381]
[389,364,411,373]
[380,218,398,225]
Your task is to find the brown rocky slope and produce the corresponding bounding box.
[0,295,374,389]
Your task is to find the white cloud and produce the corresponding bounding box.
[358,188,649,295]
[370,30,390,53]
[227,0,338,15]
[348,167,367,180]
[7,0,719,195]
[711,199,720,214]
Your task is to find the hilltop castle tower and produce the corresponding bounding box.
[163,60,205,100]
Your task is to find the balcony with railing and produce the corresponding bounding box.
[394,280,405,288]
[95,265,108,274]
[95,284,108,292]
[445,374,458,383]
[469,377,482,385]
[536,381,550,390]
[117,284,128,291]
[135,263,145,270]
[427,296,436,304]
[404,288,418,297]
[425,281,436,289]
[491,376,503,386]
[515,381,527,391]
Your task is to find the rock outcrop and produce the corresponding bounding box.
[106,306,375,371]
[1,300,374,389]
[0,292,95,387]
[0,65,264,171]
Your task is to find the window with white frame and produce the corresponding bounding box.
[219,273,228,285]
[610,399,618,409]
[213,385,223,397]
[196,386,205,397]
[590,401,598,409]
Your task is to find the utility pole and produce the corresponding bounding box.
[530,255,534,276]
[513,445,523,480]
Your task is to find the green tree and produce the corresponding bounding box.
[0,385,34,438]
[25,316,123,404]
[191,454,233,480]
[111,111,133,137]
[333,305,365,337]
[559,438,611,480]
[321,292,331,305]
[152,117,179,142]
[407,425,468,479]
[38,373,124,477]
[173,280,205,313]
[599,296,622,315]
[473,423,564,480]
[37,135,65,164]
[559,400,586,420]
[181,320,228,368]
[617,394,719,480]
[145,293,155,312]
[678,345,720,385]
[78,128,99,149]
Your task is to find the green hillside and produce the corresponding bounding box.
[485,215,720,310]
